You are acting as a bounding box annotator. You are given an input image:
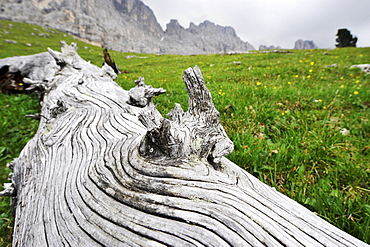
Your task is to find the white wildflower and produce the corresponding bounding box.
[340,128,350,136]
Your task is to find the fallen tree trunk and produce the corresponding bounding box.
[0,42,368,246]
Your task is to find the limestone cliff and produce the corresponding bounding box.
[0,0,254,54]
[294,39,318,50]
[163,20,255,54]
[259,44,282,50]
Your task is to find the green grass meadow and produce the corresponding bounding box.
[0,20,369,245]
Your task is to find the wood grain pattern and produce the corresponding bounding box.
[1,42,368,246]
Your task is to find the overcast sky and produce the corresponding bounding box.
[141,0,370,49]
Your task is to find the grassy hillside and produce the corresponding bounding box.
[0,20,369,245]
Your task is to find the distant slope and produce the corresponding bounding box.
[0,0,254,54]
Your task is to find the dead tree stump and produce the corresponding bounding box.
[0,42,368,246]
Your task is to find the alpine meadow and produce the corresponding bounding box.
[0,20,369,246]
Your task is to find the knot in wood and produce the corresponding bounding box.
[49,100,67,118]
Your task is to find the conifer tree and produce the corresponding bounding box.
[336,29,357,47]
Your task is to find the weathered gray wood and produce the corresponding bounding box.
[128,76,166,108]
[0,51,58,81]
[1,42,368,247]
[351,64,370,73]
[138,66,233,166]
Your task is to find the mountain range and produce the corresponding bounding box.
[0,0,255,54]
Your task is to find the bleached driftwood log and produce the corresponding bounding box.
[0,42,368,247]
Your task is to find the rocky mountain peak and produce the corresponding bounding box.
[0,0,255,54]
[188,20,236,36]
[113,0,163,35]
[259,45,281,50]
[165,19,186,36]
[294,39,318,50]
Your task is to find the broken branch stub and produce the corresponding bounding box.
[127,76,166,107]
[139,66,233,166]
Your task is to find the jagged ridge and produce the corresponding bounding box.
[0,0,255,54]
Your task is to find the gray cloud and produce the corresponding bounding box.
[142,0,370,49]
